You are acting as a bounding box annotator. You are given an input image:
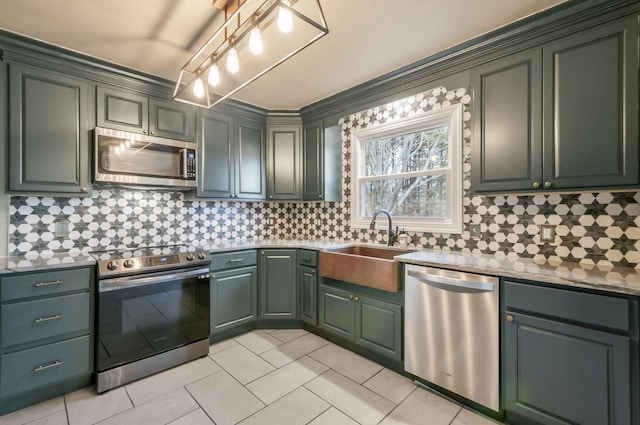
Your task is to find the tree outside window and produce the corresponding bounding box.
[351,103,462,234]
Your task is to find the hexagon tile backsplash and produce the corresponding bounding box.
[8,85,640,269]
[8,189,640,268]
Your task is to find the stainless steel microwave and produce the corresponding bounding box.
[94,127,196,188]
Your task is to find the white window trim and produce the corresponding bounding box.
[350,103,463,234]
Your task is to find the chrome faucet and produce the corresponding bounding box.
[369,209,398,246]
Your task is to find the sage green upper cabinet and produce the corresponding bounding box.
[472,16,638,193]
[542,18,638,189]
[8,63,91,194]
[302,121,342,202]
[267,124,301,201]
[198,110,265,200]
[97,86,195,142]
[235,118,266,199]
[472,50,542,193]
[149,98,195,142]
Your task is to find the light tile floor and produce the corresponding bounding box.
[0,329,502,425]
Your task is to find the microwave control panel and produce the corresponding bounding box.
[185,149,196,180]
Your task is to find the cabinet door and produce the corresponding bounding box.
[318,284,355,339]
[298,265,317,325]
[210,266,257,333]
[542,17,638,189]
[303,122,323,201]
[198,111,235,198]
[96,86,148,133]
[323,124,342,202]
[9,64,90,194]
[267,126,301,200]
[504,311,631,425]
[236,119,266,200]
[355,296,402,361]
[471,49,542,193]
[148,98,195,142]
[259,249,297,319]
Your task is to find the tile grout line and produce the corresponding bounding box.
[302,371,363,425]
[182,385,216,425]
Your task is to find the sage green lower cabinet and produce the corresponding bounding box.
[259,249,297,319]
[298,266,317,325]
[298,249,318,325]
[210,250,258,335]
[0,266,93,415]
[318,283,402,362]
[210,267,257,334]
[503,280,634,425]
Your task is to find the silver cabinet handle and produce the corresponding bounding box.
[228,259,244,263]
[80,186,88,193]
[301,257,312,263]
[544,181,552,188]
[34,314,63,324]
[407,270,495,292]
[35,280,63,288]
[506,314,514,322]
[354,296,360,302]
[34,360,62,372]
[532,181,540,188]
[349,294,354,300]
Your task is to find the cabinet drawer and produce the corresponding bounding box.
[299,250,318,267]
[1,268,91,301]
[504,280,630,332]
[1,292,91,348]
[211,250,257,271]
[0,335,91,397]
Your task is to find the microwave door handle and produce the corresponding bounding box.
[180,148,188,179]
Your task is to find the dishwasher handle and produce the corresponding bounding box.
[407,269,495,292]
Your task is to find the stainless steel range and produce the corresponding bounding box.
[91,245,211,393]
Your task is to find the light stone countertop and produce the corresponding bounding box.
[2,240,640,296]
[394,249,640,296]
[0,250,96,274]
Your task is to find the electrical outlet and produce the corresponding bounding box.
[469,224,481,239]
[540,224,555,242]
[55,221,69,237]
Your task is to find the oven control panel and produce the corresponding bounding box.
[96,249,211,277]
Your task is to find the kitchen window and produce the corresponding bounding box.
[350,103,463,234]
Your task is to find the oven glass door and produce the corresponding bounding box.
[97,267,210,372]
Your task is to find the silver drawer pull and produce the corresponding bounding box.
[228,259,244,263]
[35,280,63,288]
[301,257,312,263]
[34,314,63,324]
[34,360,62,372]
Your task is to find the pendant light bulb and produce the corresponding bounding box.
[249,28,263,55]
[193,77,205,98]
[208,65,220,87]
[278,0,294,33]
[226,48,240,74]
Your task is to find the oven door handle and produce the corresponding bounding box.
[99,267,210,292]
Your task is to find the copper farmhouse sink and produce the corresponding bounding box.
[319,245,412,292]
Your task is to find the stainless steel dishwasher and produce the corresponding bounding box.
[404,264,499,412]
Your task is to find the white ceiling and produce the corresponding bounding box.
[0,0,567,110]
